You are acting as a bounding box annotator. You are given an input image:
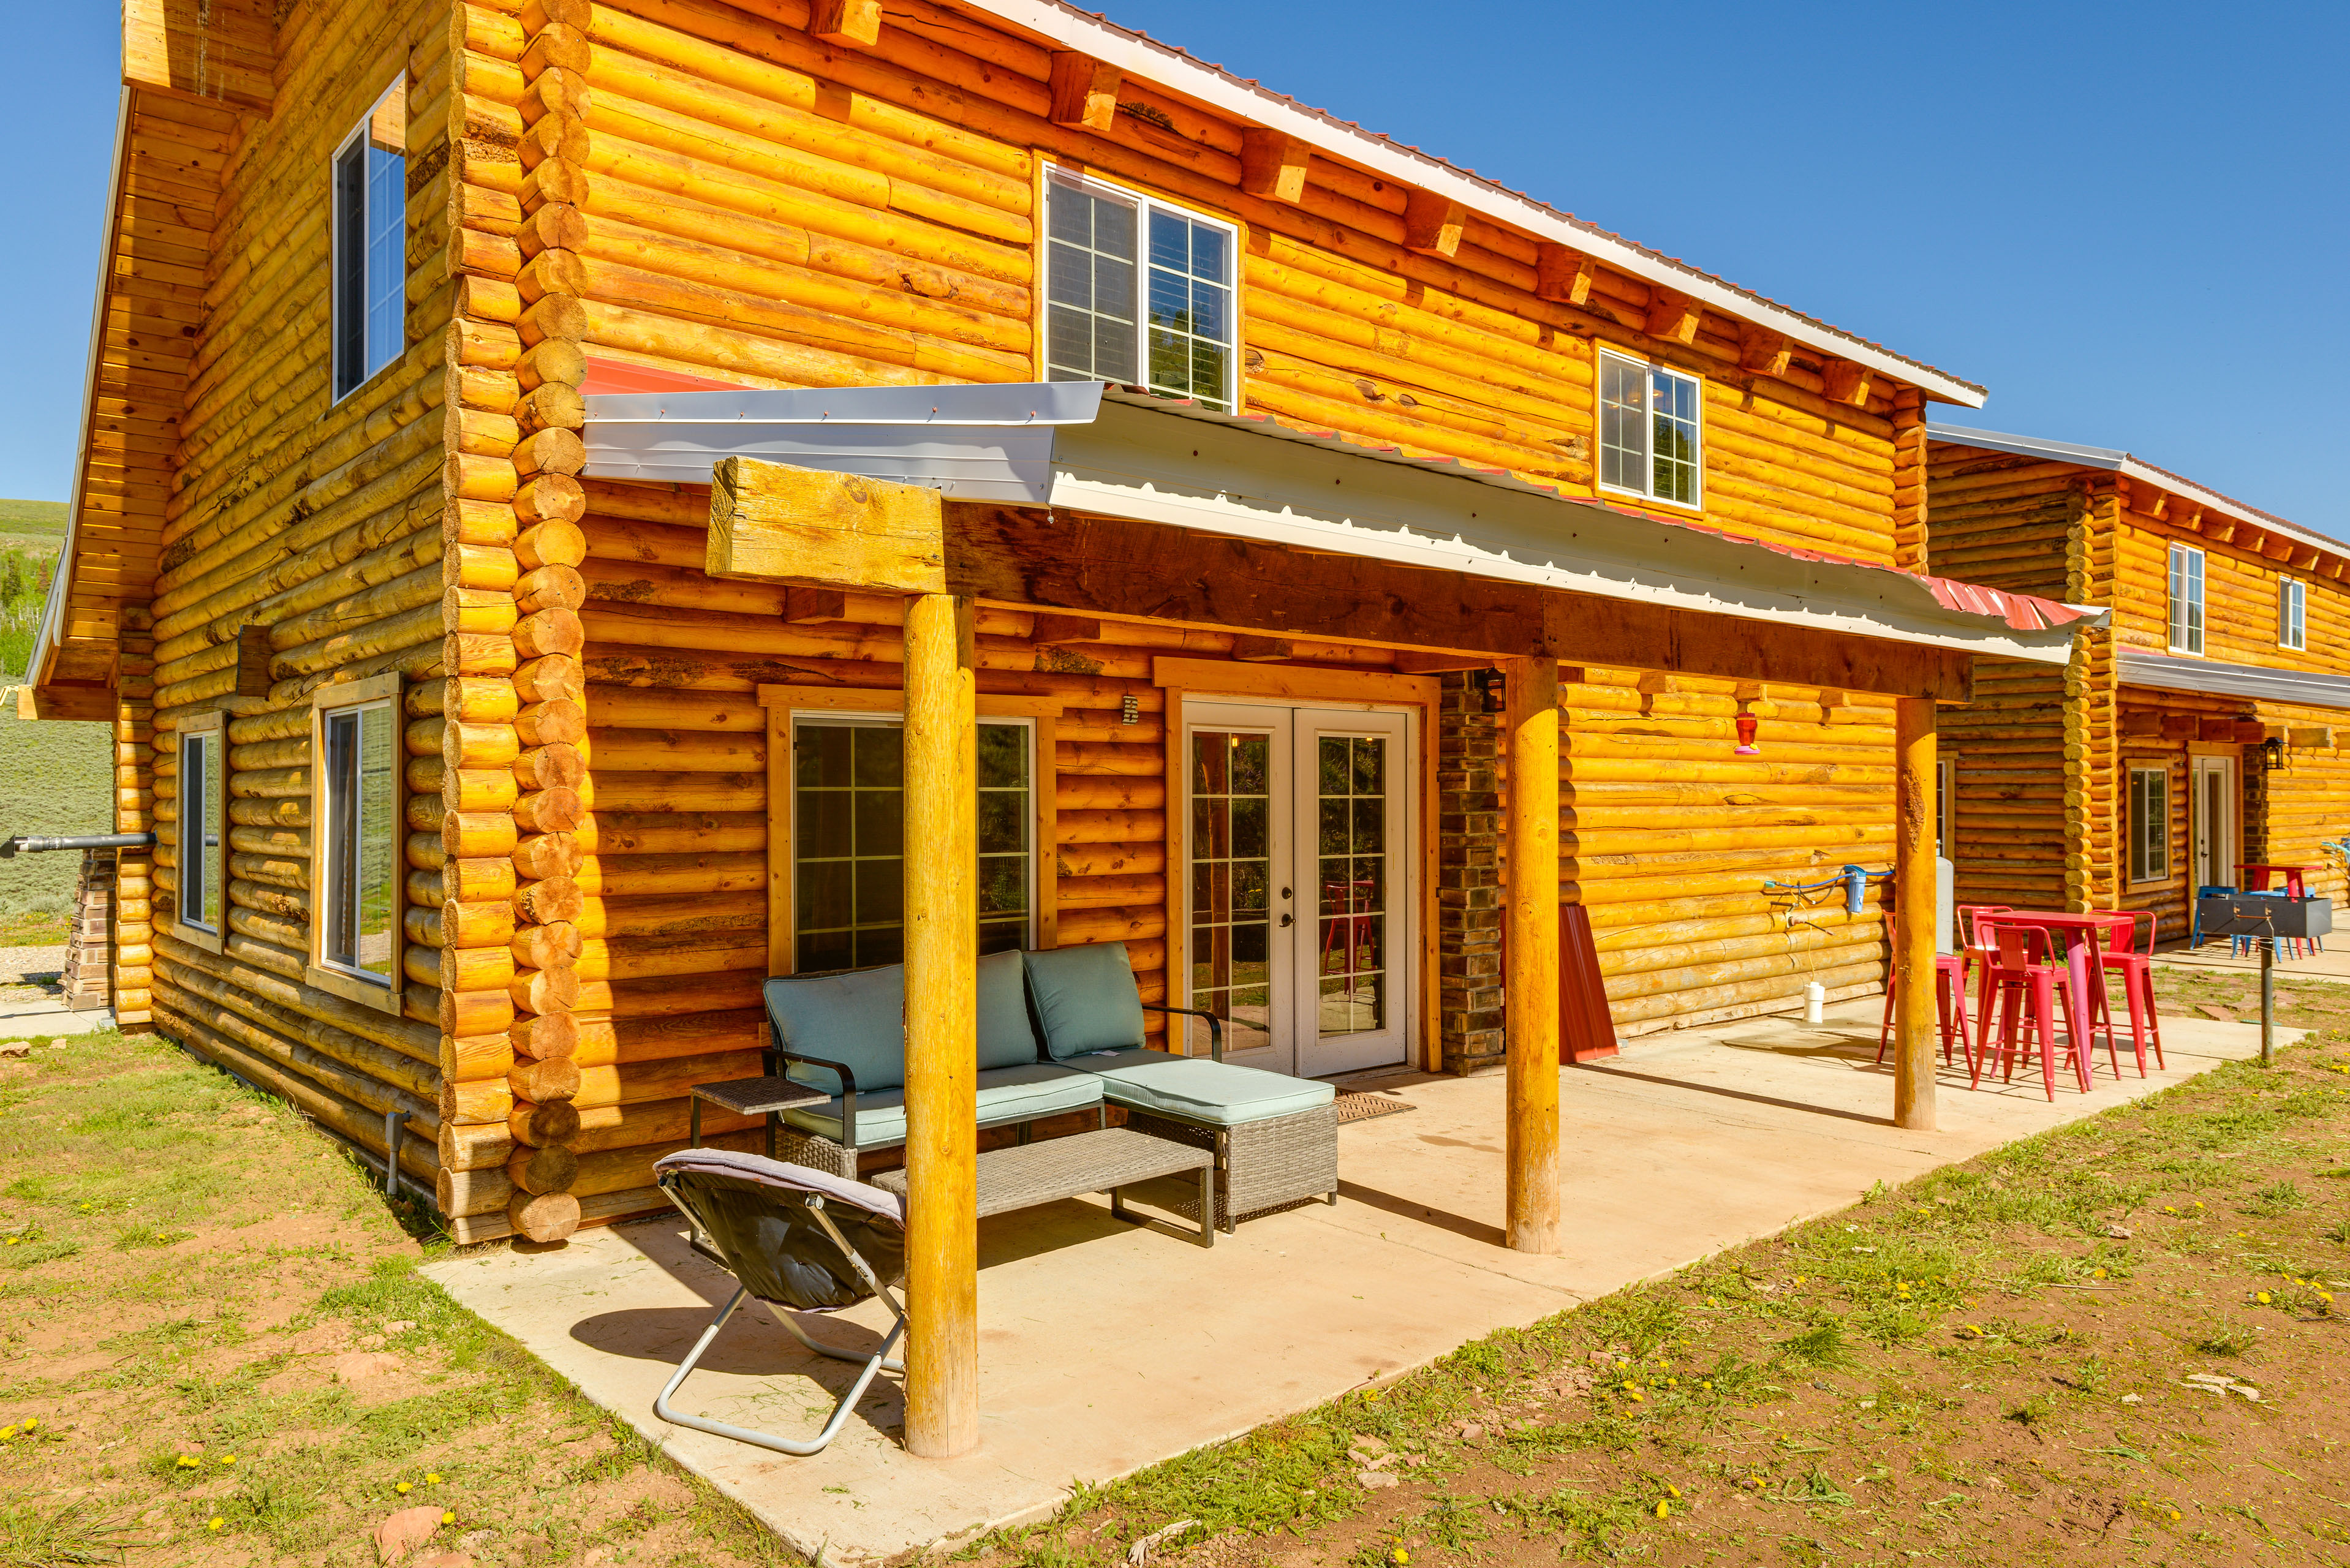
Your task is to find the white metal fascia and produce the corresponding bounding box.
[961,0,1987,409]
[29,86,133,692]
[1051,399,2087,663]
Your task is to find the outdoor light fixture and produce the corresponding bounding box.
[1734,707,1760,755]
[2258,736,2286,772]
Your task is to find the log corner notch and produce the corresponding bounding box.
[709,457,947,594]
[1534,244,1595,306]
[1644,287,1702,346]
[809,0,883,48]
[1239,129,1310,205]
[1402,189,1467,258]
[1048,51,1121,132]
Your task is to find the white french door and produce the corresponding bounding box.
[2191,755,2234,889]
[1181,701,1415,1078]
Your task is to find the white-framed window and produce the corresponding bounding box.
[2167,544,2205,654]
[2128,765,2170,883]
[1936,756,1956,856]
[1597,348,1702,507]
[2280,577,2307,651]
[332,82,407,401]
[309,674,404,1011]
[172,710,226,954]
[790,714,1033,972]
[1043,168,1237,411]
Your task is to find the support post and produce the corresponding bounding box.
[1504,656,1561,1252]
[902,593,978,1458]
[1893,696,1938,1131]
[2259,938,2276,1066]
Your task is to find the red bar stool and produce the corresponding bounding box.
[1974,922,2079,1101]
[2090,911,2165,1075]
[1954,903,2012,1054]
[1875,911,1973,1074]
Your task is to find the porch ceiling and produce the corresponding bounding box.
[584,382,2096,668]
[2118,650,2350,712]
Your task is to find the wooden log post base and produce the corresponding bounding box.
[1892,696,1938,1132]
[902,591,980,1459]
[1504,656,1562,1253]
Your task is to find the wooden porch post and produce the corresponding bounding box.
[902,592,979,1458]
[1893,696,1938,1132]
[1505,655,1562,1252]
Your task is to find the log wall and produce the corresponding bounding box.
[532,0,1917,566]
[142,0,459,1208]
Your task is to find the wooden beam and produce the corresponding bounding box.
[2127,481,2166,521]
[2160,715,2199,742]
[901,592,978,1459]
[2288,726,2336,748]
[234,624,271,697]
[1402,190,1467,258]
[808,0,882,47]
[1048,52,1120,132]
[710,458,945,594]
[1504,655,1560,1253]
[1392,650,1496,674]
[2206,518,2238,546]
[945,504,1977,701]
[1029,613,1103,646]
[1239,129,1310,204]
[782,586,848,623]
[1644,288,1701,346]
[1892,698,1936,1132]
[2291,545,2322,571]
[1229,635,1291,662]
[2230,719,2267,745]
[16,684,115,722]
[1737,324,1791,377]
[1533,244,1595,305]
[1821,359,1872,407]
[2196,717,2238,743]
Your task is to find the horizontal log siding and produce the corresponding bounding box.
[553,0,1906,564]
[2110,503,2350,673]
[1555,669,1897,1033]
[2251,698,2350,908]
[143,0,460,1193]
[1925,446,2084,914]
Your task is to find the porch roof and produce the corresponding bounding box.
[2118,649,2350,713]
[583,381,2099,666]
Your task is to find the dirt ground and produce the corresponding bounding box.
[4,971,2347,1567]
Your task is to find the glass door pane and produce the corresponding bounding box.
[1316,734,1388,1035]
[1188,729,1274,1055]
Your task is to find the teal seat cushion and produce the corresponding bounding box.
[1059,1052,1336,1127]
[976,949,1040,1071]
[780,1062,1103,1149]
[1024,943,1147,1058]
[768,965,907,1096]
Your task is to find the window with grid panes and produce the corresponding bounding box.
[792,717,1031,973]
[2168,545,2205,654]
[320,700,399,982]
[1045,172,1235,410]
[1596,349,1702,506]
[2280,577,2307,650]
[2129,766,2170,883]
[333,84,407,400]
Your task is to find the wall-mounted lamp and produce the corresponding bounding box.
[2258,735,2287,772]
[1734,707,1760,755]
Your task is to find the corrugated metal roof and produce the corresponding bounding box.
[2118,651,2350,714]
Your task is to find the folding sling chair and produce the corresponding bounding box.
[652,1147,908,1457]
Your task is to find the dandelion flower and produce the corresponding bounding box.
[2256,1291,2272,1305]
[425,1472,441,1484]
[176,1455,200,1469]
[1653,1501,1669,1518]
[217,1454,235,1466]
[0,1427,14,1443]
[1666,1484,1682,1498]
[2091,1268,2107,1280]
[442,1511,457,1526]
[2168,1509,2180,1521]
[208,1518,224,1532]
[1704,1295,1718,1306]
[396,1482,413,1495]
[1699,1381,1713,1392]
[1390,1550,1409,1566]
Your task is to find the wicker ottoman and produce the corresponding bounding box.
[1123,1103,1339,1232]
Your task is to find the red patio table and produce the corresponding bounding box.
[2238,864,2311,899]
[1974,910,2136,1090]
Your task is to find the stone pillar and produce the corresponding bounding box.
[1437,671,1505,1074]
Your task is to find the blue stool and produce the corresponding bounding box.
[2190,885,2235,952]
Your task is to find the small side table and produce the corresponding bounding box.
[689,1076,828,1159]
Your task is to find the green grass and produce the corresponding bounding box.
[0,706,113,930]
[0,501,67,536]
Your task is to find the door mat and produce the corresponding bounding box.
[1334,1090,1415,1124]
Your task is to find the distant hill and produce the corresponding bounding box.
[0,499,67,536]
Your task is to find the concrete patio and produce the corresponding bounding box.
[2150,936,2350,981]
[423,1000,2288,1562]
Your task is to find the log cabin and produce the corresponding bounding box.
[23,0,2093,1440]
[1927,426,2350,937]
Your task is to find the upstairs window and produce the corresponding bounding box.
[2128,766,2169,883]
[310,676,402,1010]
[2167,544,2205,655]
[2280,577,2307,650]
[1045,171,1236,411]
[1598,349,1702,507]
[173,711,225,954]
[333,82,407,399]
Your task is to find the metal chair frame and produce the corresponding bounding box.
[654,1186,908,1458]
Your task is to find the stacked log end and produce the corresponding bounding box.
[113,608,158,1025]
[424,0,596,1246]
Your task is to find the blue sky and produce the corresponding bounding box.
[2,2,2342,537]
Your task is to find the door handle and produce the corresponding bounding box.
[1279,914,1294,927]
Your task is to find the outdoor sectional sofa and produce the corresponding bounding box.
[757,943,1339,1233]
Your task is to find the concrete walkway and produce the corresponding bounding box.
[2150,937,2350,981]
[423,1001,2286,1563]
